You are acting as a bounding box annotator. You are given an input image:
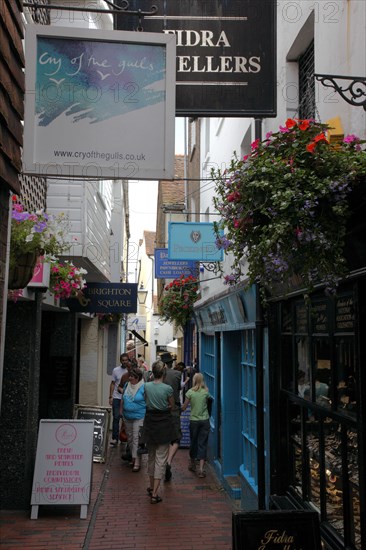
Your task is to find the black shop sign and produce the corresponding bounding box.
[66,283,138,313]
[232,510,321,550]
[115,0,276,117]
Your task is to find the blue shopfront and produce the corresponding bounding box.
[194,284,270,509]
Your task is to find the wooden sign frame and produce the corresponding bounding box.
[232,510,322,550]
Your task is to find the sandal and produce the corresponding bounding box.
[151,495,163,504]
[132,465,140,472]
[147,487,153,496]
[197,471,206,478]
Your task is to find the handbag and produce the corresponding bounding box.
[119,421,128,442]
[207,395,214,417]
[137,426,148,455]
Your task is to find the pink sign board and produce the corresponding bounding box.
[31,419,94,519]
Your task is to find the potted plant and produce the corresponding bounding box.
[9,197,70,289]
[212,119,366,303]
[48,258,87,300]
[159,275,200,329]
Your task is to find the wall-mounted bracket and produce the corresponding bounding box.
[314,74,366,110]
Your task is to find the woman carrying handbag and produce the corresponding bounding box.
[118,367,146,472]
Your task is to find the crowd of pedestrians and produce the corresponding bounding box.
[110,351,212,504]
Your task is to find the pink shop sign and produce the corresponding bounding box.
[28,257,50,288]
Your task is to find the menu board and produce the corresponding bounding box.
[74,405,111,463]
[30,420,94,519]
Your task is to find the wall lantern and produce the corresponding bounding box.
[138,283,148,305]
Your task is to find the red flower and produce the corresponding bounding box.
[285,118,297,129]
[298,120,310,131]
[251,138,260,150]
[314,133,328,143]
[306,142,317,154]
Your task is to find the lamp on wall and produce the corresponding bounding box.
[138,282,148,305]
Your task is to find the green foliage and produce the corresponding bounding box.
[212,119,366,303]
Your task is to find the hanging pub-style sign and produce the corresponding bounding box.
[66,283,138,313]
[23,25,176,179]
[168,222,223,262]
[115,0,276,117]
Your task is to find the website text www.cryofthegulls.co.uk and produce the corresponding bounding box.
[53,150,146,162]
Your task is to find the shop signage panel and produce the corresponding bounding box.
[232,510,322,550]
[66,283,138,313]
[74,405,111,463]
[168,222,223,261]
[155,248,198,278]
[115,0,276,117]
[335,294,355,332]
[128,315,147,331]
[30,419,94,519]
[24,25,176,179]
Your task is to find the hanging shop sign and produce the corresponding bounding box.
[128,315,147,331]
[23,25,176,179]
[115,0,276,117]
[168,222,223,261]
[66,283,137,313]
[155,248,198,279]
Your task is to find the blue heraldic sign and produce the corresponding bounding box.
[66,283,138,313]
[168,222,223,261]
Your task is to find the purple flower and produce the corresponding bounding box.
[33,221,47,233]
[12,211,30,221]
[215,236,232,250]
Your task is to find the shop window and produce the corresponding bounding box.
[335,337,357,415]
[277,285,362,549]
[241,329,258,489]
[313,338,331,408]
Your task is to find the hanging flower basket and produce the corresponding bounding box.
[8,198,70,289]
[48,258,87,300]
[159,275,200,330]
[8,251,39,290]
[97,313,123,327]
[212,119,366,303]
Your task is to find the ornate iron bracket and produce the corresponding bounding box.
[314,74,366,110]
[200,262,222,275]
[23,1,158,18]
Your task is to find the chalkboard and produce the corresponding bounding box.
[74,405,111,463]
[232,510,321,550]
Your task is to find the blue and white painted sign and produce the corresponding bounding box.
[168,222,223,261]
[155,248,197,279]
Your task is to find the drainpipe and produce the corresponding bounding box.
[255,117,266,510]
[0,192,12,411]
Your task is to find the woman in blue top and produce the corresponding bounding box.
[119,367,146,472]
[182,373,211,478]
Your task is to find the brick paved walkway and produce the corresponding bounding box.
[0,446,233,549]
